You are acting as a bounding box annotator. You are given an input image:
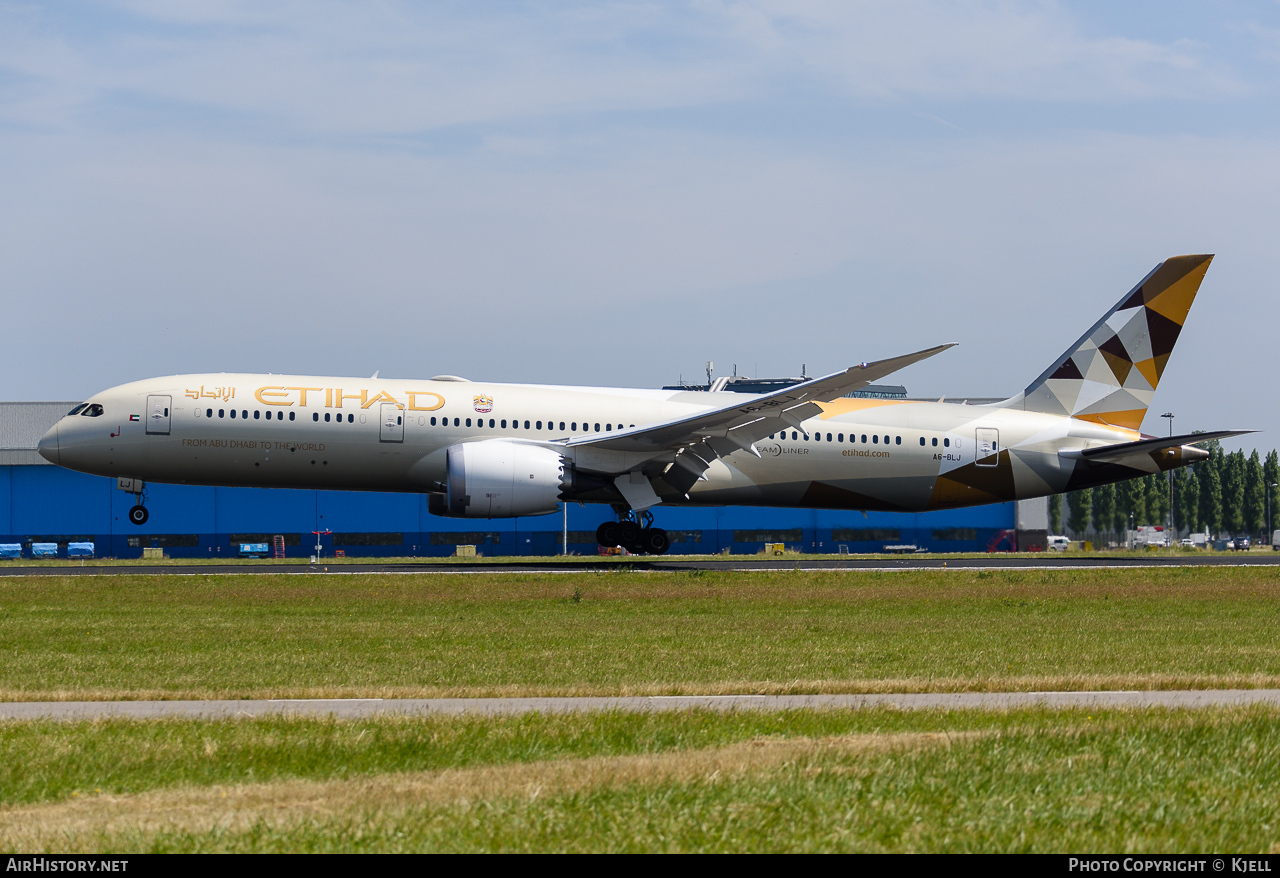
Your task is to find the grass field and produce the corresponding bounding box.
[2,707,1278,852]
[4,545,1268,566]
[3,567,1279,853]
[1,567,1279,700]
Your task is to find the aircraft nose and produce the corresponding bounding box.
[37,423,60,465]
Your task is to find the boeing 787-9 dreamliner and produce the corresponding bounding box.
[38,255,1248,554]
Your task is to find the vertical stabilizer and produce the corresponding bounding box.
[1014,254,1213,431]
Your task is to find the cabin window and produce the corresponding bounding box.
[220,409,226,419]
[465,418,472,427]
[919,437,925,446]
[861,434,867,443]
[572,422,578,431]
[895,436,901,445]
[536,421,542,430]
[230,409,237,419]
[500,419,506,428]
[559,422,565,431]
[489,419,495,428]
[606,424,612,431]
[206,409,213,418]
[594,423,600,432]
[838,433,843,442]
[289,412,295,421]
[454,418,460,427]
[312,412,318,421]
[827,433,832,442]
[524,420,530,429]
[324,413,330,422]
[348,414,354,423]
[791,431,797,440]
[944,438,950,447]
[872,434,878,444]
[253,410,260,420]
[932,437,938,446]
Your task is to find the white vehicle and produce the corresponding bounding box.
[1130,525,1170,548]
[1046,535,1071,551]
[36,255,1252,555]
[1272,530,1280,551]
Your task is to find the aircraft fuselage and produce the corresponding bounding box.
[38,372,1197,515]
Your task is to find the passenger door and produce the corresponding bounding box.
[379,403,404,443]
[975,427,999,467]
[145,395,171,435]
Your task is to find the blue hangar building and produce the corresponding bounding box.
[0,398,1047,559]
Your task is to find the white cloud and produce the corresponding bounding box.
[0,0,1249,146]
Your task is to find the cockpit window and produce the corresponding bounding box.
[66,404,88,416]
[81,404,104,417]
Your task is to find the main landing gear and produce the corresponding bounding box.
[596,511,670,555]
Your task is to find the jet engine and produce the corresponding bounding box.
[432,440,567,518]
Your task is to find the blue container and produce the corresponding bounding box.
[67,542,95,557]
[0,544,20,559]
[239,542,269,557]
[30,542,58,558]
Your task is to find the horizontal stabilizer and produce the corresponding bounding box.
[1060,430,1254,464]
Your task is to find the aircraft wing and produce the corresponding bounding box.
[562,344,954,502]
[1059,430,1255,466]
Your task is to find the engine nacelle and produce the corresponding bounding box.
[437,440,566,518]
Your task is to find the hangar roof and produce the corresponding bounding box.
[0,402,79,465]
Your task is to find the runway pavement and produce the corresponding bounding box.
[2,690,1278,720]
[1,553,1279,575]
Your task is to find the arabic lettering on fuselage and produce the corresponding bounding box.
[184,386,236,401]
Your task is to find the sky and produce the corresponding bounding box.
[2,0,1279,450]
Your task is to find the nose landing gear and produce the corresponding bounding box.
[117,478,149,526]
[596,510,670,555]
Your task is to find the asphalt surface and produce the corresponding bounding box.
[1,553,1278,575]
[2,690,1277,721]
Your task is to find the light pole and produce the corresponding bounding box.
[1161,412,1175,540]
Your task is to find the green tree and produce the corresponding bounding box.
[1118,477,1145,531]
[1067,488,1092,535]
[1145,473,1169,529]
[1265,450,1280,534]
[1091,483,1116,539]
[1175,467,1199,534]
[1199,452,1223,537]
[1244,450,1265,536]
[1048,493,1062,534]
[1222,450,1246,534]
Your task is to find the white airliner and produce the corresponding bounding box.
[39,255,1247,554]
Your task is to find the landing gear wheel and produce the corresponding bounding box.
[642,527,670,555]
[618,521,643,554]
[128,505,149,526]
[596,521,621,548]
